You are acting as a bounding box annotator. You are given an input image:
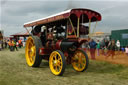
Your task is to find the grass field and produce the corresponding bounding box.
[0,48,128,85]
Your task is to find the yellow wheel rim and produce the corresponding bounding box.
[72,50,86,72]
[25,37,36,66]
[49,51,63,75]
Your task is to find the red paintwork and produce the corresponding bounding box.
[64,52,68,57]
[39,48,52,55]
[39,40,62,55]
[67,35,77,38]
[24,8,101,28]
[55,40,62,50]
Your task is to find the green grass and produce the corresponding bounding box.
[0,48,128,85]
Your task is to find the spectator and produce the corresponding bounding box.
[100,39,105,48]
[2,40,5,49]
[10,40,14,51]
[125,46,128,56]
[82,42,86,51]
[8,40,11,49]
[100,39,106,55]
[85,41,90,51]
[13,40,18,51]
[104,46,108,55]
[96,40,100,56]
[105,40,116,59]
[18,39,22,48]
[121,46,125,54]
[16,42,19,47]
[4,40,8,49]
[105,39,109,47]
[0,40,2,51]
[89,39,97,60]
[116,40,120,52]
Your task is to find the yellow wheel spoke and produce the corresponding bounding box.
[71,50,87,72]
[58,57,62,62]
[29,56,32,62]
[78,64,80,69]
[28,49,31,53]
[79,53,82,57]
[53,54,57,60]
[58,66,62,71]
[76,53,79,57]
[75,55,78,58]
[31,56,35,62]
[25,36,36,67]
[55,66,57,71]
[49,50,65,76]
[29,42,33,48]
[81,63,85,67]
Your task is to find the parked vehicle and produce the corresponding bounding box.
[24,8,102,76]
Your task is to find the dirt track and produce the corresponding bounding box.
[86,50,128,66]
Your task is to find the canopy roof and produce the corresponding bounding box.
[24,8,102,28]
[10,29,31,37]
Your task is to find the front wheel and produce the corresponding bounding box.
[71,49,89,72]
[25,36,42,67]
[49,50,66,76]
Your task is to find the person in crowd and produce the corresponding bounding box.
[13,40,18,51]
[116,40,120,53]
[100,39,106,55]
[105,39,116,59]
[18,39,22,48]
[121,46,125,53]
[1,40,4,49]
[105,39,109,47]
[85,41,90,52]
[104,46,108,55]
[96,40,100,56]
[89,39,97,60]
[82,42,86,51]
[8,40,11,49]
[125,46,128,56]
[16,42,19,47]
[4,40,8,49]
[9,40,14,51]
[0,40,2,51]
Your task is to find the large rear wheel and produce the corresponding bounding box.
[25,36,42,67]
[71,49,89,72]
[49,50,66,76]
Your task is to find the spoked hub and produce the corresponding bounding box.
[71,49,89,72]
[25,37,36,66]
[49,50,66,76]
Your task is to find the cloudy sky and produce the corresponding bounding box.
[1,0,128,36]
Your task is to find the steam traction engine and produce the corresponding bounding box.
[24,8,102,76]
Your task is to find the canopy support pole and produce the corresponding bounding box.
[88,19,91,37]
[66,20,68,38]
[92,21,98,34]
[68,18,77,36]
[77,18,80,37]
[25,27,30,35]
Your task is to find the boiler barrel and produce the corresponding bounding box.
[60,41,75,52]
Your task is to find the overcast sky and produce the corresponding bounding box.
[1,0,128,36]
